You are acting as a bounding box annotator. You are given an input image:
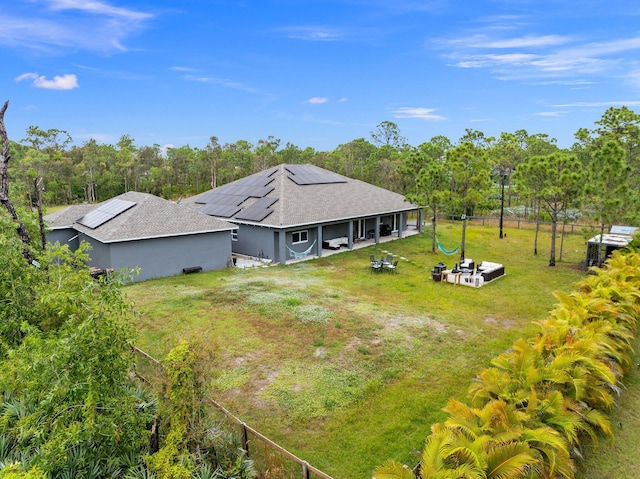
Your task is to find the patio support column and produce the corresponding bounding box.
[317,225,323,257]
[374,216,380,244]
[418,209,423,233]
[348,221,354,249]
[397,214,403,238]
[278,231,286,265]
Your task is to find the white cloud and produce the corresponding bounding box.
[453,53,539,69]
[46,0,153,21]
[182,74,257,93]
[525,80,593,86]
[552,101,640,108]
[278,26,344,41]
[392,107,446,121]
[435,23,640,82]
[338,97,348,102]
[464,34,572,49]
[306,97,328,104]
[171,66,197,72]
[16,72,79,90]
[0,1,153,53]
[534,111,567,117]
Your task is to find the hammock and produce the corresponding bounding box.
[286,240,317,259]
[436,237,460,255]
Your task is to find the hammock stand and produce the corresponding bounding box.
[436,236,460,256]
[286,240,317,259]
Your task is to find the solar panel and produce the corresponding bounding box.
[263,166,279,177]
[238,175,274,187]
[286,164,321,176]
[194,190,220,204]
[248,197,278,209]
[287,173,307,185]
[286,165,347,185]
[198,203,242,218]
[212,183,241,195]
[197,193,248,206]
[236,207,273,222]
[229,185,274,197]
[78,210,113,229]
[77,199,136,229]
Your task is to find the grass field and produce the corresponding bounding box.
[125,222,640,479]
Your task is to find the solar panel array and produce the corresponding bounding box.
[196,169,278,220]
[195,192,247,206]
[236,207,273,222]
[286,164,347,185]
[77,198,136,229]
[198,203,242,217]
[246,197,278,209]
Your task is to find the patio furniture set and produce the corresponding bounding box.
[370,254,398,273]
[431,259,505,288]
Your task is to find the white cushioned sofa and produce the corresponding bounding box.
[477,261,505,282]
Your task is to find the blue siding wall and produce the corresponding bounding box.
[108,232,232,281]
[233,225,275,260]
[47,228,80,250]
[55,232,232,282]
[83,234,112,267]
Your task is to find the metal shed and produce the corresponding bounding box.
[585,225,637,267]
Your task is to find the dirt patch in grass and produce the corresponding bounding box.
[483,316,518,329]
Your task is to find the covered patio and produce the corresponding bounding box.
[233,224,422,267]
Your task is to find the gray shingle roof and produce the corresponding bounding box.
[45,191,236,243]
[183,164,417,228]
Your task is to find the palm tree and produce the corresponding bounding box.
[440,398,574,478]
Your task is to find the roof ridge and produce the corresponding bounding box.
[278,164,286,226]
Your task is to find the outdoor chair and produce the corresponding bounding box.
[370,261,382,273]
[386,254,393,264]
[385,260,398,273]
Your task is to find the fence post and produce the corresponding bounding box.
[303,461,310,479]
[241,422,249,456]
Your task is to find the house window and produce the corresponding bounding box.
[292,230,308,244]
[232,230,238,242]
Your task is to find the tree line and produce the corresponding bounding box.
[7,106,640,267]
[3,108,637,206]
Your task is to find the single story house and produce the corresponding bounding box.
[585,225,638,267]
[182,164,420,264]
[45,191,237,281]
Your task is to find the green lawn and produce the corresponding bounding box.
[126,222,639,479]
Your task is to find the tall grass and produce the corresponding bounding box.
[126,222,637,479]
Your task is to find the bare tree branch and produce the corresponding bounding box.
[0,100,34,262]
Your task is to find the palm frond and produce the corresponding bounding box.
[373,459,416,479]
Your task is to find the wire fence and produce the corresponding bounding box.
[131,345,334,479]
[438,214,601,237]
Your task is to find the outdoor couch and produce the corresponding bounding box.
[477,261,505,282]
[322,236,349,250]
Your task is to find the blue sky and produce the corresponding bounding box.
[2,0,640,152]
